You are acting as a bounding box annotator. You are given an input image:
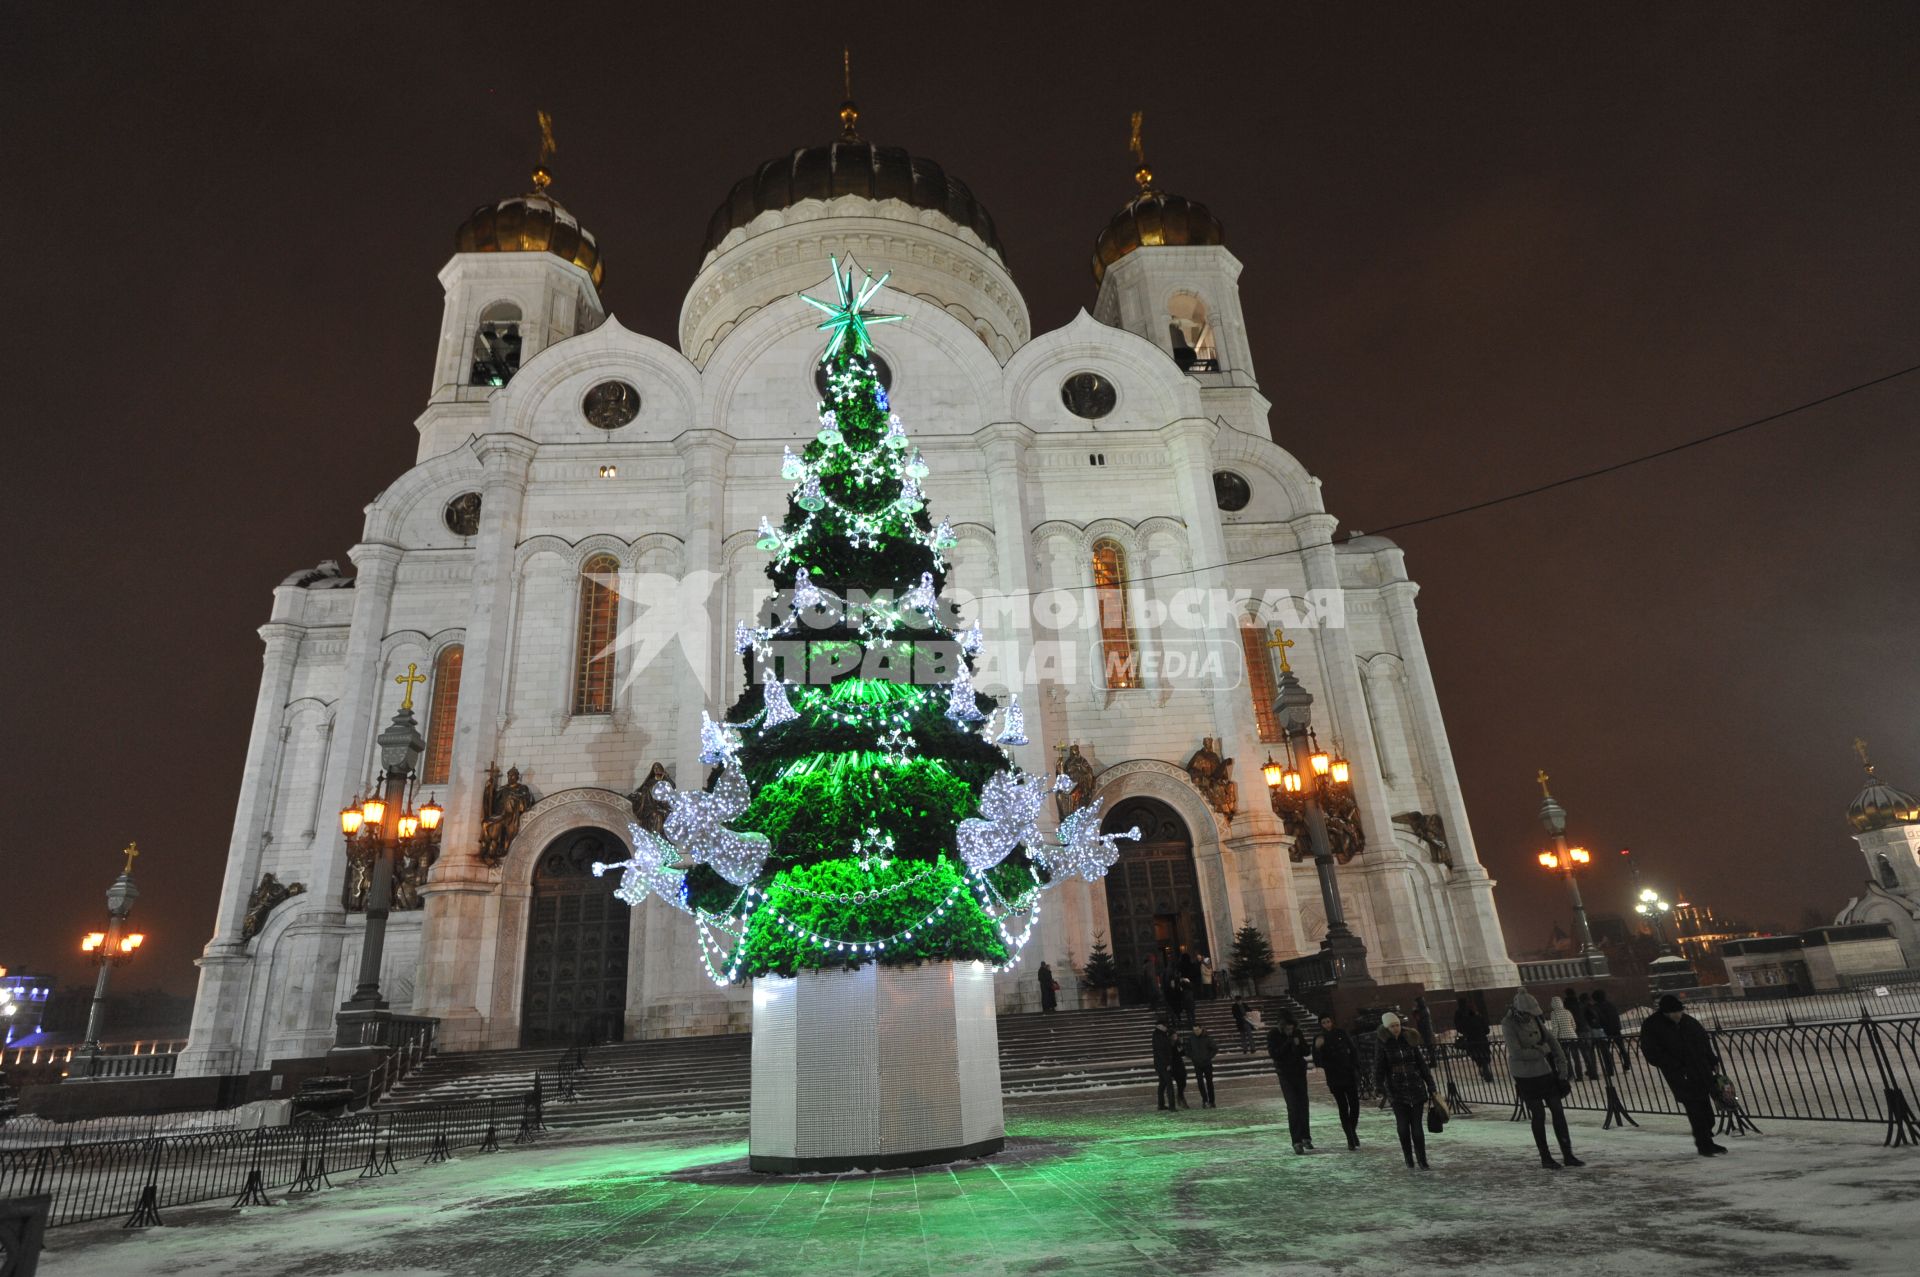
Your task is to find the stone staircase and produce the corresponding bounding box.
[376,994,1318,1131]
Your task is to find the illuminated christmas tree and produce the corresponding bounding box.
[596,258,1136,985]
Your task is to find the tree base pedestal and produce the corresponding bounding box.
[749,961,1004,1173]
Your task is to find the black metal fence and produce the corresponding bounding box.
[1420,1012,1920,1147]
[0,1088,543,1229]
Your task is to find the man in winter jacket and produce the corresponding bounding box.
[1152,1019,1179,1112]
[1267,1020,1314,1152]
[1311,1013,1362,1148]
[1187,1025,1219,1108]
[1451,1000,1494,1082]
[1639,994,1727,1156]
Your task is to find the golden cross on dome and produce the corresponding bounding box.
[1266,627,1294,673]
[121,842,140,874]
[395,662,427,712]
[1128,110,1153,191]
[839,49,861,141]
[532,110,556,191]
[1855,737,1875,773]
[1536,770,1553,798]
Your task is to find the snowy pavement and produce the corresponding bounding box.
[32,1075,1920,1277]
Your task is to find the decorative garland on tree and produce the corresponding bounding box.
[595,258,1137,982]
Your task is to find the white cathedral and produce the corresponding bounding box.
[179,108,1518,1077]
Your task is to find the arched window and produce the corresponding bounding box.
[1092,539,1139,689]
[420,645,464,786]
[470,301,523,387]
[573,554,621,715]
[1878,853,1900,890]
[1240,623,1282,741]
[1167,292,1219,372]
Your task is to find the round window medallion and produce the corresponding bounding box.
[444,491,482,536]
[1213,471,1251,512]
[1061,372,1117,420]
[815,353,893,402]
[582,379,642,430]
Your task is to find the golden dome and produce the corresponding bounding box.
[1092,110,1224,284]
[1092,190,1225,285]
[454,189,604,288]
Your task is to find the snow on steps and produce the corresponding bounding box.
[375,995,1319,1131]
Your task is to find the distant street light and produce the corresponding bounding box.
[77,843,146,1075]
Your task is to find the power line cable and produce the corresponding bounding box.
[989,360,1920,599]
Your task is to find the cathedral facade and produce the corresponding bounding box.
[179,116,1517,1076]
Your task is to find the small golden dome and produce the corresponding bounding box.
[1092,109,1224,284]
[454,191,604,288]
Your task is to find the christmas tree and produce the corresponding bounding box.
[1227,922,1275,993]
[597,259,1137,981]
[1081,933,1121,991]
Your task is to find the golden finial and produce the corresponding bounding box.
[395,662,427,712]
[1855,737,1876,774]
[1128,110,1153,191]
[121,842,140,875]
[531,110,557,192]
[839,48,861,141]
[1536,770,1553,798]
[1266,627,1295,674]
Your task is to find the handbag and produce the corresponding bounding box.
[1426,1095,1450,1133]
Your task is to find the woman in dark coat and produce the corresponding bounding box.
[1310,1013,1361,1149]
[1503,991,1584,1169]
[1374,1012,1435,1169]
[1152,1019,1178,1112]
[1170,1026,1191,1108]
[1038,961,1058,1014]
[1267,1020,1314,1153]
[1452,999,1494,1082]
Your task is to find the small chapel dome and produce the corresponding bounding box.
[1092,111,1224,285]
[700,135,1005,266]
[1847,741,1920,832]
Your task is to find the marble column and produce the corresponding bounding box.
[1381,575,1518,986]
[177,621,304,1077]
[1294,513,1436,985]
[416,434,537,1049]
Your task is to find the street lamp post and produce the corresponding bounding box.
[77,843,147,1077]
[1534,771,1608,976]
[1635,887,1674,955]
[333,666,441,1052]
[1265,642,1373,985]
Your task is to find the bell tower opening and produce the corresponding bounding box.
[1100,797,1209,1006]
[519,827,630,1047]
[469,301,524,387]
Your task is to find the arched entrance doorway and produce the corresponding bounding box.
[519,828,629,1047]
[1101,797,1210,1006]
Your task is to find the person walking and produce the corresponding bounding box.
[1639,995,1728,1156]
[1188,1024,1219,1108]
[1503,991,1585,1169]
[1038,961,1058,1014]
[1452,999,1494,1083]
[1374,1012,1436,1169]
[1411,996,1436,1065]
[1152,1018,1178,1112]
[1171,1026,1192,1109]
[1311,1012,1362,1149]
[1178,976,1198,1028]
[1231,998,1256,1054]
[1268,1018,1314,1152]
[1143,959,1164,1014]
[1164,972,1186,1031]
[1549,995,1586,1081]
[1576,992,1607,1078]
[1590,989,1631,1073]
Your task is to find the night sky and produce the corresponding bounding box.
[5,3,1916,998]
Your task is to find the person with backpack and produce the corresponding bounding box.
[1230,998,1256,1054]
[1503,991,1585,1169]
